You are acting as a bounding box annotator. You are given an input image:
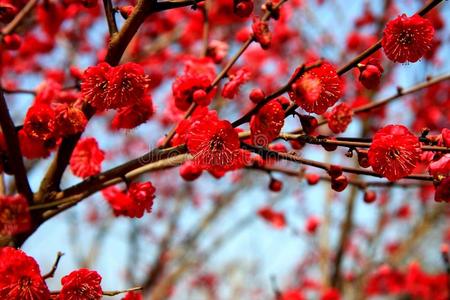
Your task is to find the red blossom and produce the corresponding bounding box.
[59,269,103,300]
[70,137,105,178]
[442,128,450,147]
[172,59,216,111]
[54,104,88,137]
[0,247,50,300]
[102,182,156,218]
[18,130,51,159]
[435,177,450,203]
[382,14,435,63]
[111,96,154,130]
[0,194,31,236]
[80,62,111,110]
[107,62,151,109]
[250,99,284,147]
[221,67,251,99]
[368,125,421,181]
[23,104,56,142]
[127,182,156,217]
[257,206,286,229]
[186,113,243,173]
[289,62,343,114]
[327,103,353,134]
[429,154,450,179]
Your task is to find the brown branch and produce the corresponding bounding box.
[241,142,434,182]
[103,0,119,36]
[50,286,142,297]
[290,72,450,135]
[279,133,450,153]
[0,91,33,202]
[0,0,39,36]
[249,165,431,189]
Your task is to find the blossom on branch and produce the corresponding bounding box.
[368,125,421,181]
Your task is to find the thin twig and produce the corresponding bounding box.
[43,252,64,279]
[0,0,39,36]
[103,0,119,36]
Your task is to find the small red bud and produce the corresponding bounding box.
[331,175,348,192]
[322,138,338,152]
[305,216,321,234]
[357,150,370,168]
[0,3,17,23]
[306,173,320,185]
[119,5,134,19]
[193,89,209,106]
[328,165,343,178]
[299,115,318,134]
[179,161,203,181]
[289,139,304,150]
[269,178,283,192]
[69,66,83,80]
[234,0,253,18]
[363,190,377,203]
[249,88,265,103]
[2,34,21,50]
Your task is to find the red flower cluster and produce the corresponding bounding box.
[382,14,435,63]
[0,247,50,300]
[289,62,343,114]
[172,58,216,111]
[366,263,448,299]
[22,103,88,155]
[0,194,31,236]
[368,125,421,181]
[102,181,156,218]
[327,103,353,134]
[69,137,105,178]
[186,112,244,173]
[81,62,151,111]
[59,268,103,300]
[250,99,285,147]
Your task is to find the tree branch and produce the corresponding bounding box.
[0,91,33,202]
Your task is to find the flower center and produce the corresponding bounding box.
[210,135,225,151]
[387,148,400,159]
[398,29,413,45]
